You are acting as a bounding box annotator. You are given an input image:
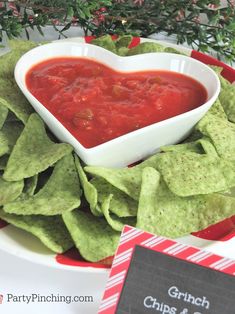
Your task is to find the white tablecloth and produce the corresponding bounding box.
[0,251,109,314]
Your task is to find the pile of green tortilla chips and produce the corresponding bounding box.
[0,36,235,263]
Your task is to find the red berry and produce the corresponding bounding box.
[99,7,107,12]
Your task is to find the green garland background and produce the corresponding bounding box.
[0,0,235,62]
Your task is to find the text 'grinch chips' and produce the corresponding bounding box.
[4,113,73,181]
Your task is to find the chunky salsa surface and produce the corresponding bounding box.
[26,57,207,148]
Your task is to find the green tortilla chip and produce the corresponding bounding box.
[85,154,161,201]
[196,100,227,132]
[137,167,161,232]
[74,156,101,216]
[85,166,142,201]
[219,85,235,122]
[0,40,39,124]
[4,154,81,215]
[0,40,38,79]
[127,42,165,56]
[0,82,33,125]
[0,175,23,205]
[207,99,227,120]
[92,177,138,217]
[0,132,9,157]
[8,39,38,52]
[101,195,124,231]
[156,152,235,196]
[91,35,117,53]
[101,194,136,231]
[183,129,202,143]
[1,120,23,150]
[115,35,133,49]
[161,137,217,156]
[117,47,130,56]
[196,95,235,160]
[4,113,73,181]
[33,167,53,194]
[0,120,23,157]
[218,75,235,123]
[197,102,235,161]
[197,115,235,160]
[0,155,8,170]
[161,141,204,154]
[0,210,73,253]
[137,167,235,238]
[63,210,120,262]
[210,65,223,75]
[197,137,218,156]
[0,104,8,129]
[21,175,38,199]
[220,73,231,90]
[163,47,184,54]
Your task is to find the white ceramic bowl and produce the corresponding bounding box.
[15,42,220,168]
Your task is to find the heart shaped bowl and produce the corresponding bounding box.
[14,42,220,168]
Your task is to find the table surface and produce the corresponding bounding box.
[0,251,109,314]
[0,27,234,314]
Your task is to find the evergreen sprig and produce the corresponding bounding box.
[0,0,234,62]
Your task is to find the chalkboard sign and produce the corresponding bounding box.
[116,245,235,314]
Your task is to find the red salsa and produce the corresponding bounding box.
[26,57,207,148]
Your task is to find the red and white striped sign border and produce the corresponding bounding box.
[98,225,235,313]
[0,1,19,16]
